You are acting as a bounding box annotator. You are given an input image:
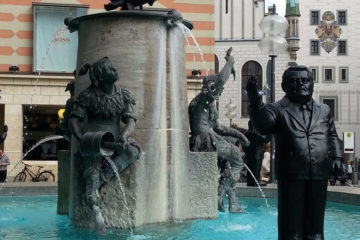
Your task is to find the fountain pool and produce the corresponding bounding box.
[0,195,359,239]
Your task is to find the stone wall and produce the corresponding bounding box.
[65,151,217,229]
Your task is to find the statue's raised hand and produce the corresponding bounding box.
[241,137,250,147]
[246,76,260,108]
[224,47,235,65]
[117,134,128,150]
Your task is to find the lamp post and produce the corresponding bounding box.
[225,100,236,126]
[258,5,288,182]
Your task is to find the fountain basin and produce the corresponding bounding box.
[0,195,359,239]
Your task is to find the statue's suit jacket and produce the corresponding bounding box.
[249,97,342,180]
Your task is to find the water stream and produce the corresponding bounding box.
[5,26,71,185]
[243,163,271,209]
[8,135,64,177]
[176,22,209,76]
[105,157,133,235]
[176,20,270,211]
[24,26,71,135]
[176,22,197,71]
[0,135,63,192]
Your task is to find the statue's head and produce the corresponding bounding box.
[79,57,119,87]
[200,47,234,101]
[281,65,314,104]
[248,120,253,130]
[65,80,75,97]
[201,75,224,101]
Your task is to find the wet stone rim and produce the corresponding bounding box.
[65,9,193,33]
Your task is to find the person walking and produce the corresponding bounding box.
[358,158,360,180]
[261,142,271,183]
[0,149,10,182]
[347,162,353,182]
[0,124,7,143]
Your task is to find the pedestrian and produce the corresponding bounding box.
[261,142,271,183]
[358,158,360,180]
[0,124,7,143]
[0,149,10,183]
[347,162,352,181]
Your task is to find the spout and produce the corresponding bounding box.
[64,17,77,33]
[80,131,115,157]
[182,19,193,30]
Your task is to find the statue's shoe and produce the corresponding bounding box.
[104,0,124,11]
[93,205,106,232]
[218,201,226,212]
[229,204,246,213]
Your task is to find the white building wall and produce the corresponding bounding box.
[231,0,241,39]
[254,4,264,39]
[215,0,289,129]
[243,0,254,39]
[215,42,289,129]
[297,0,360,158]
[215,0,265,40]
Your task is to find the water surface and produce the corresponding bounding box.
[0,195,359,240]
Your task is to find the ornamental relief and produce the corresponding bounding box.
[315,11,342,53]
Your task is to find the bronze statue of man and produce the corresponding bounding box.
[188,48,250,213]
[69,57,140,232]
[246,65,343,240]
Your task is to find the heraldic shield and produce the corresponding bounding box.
[315,11,342,53]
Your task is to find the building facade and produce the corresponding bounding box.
[214,0,290,128]
[296,0,359,158]
[0,0,215,180]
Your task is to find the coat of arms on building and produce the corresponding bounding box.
[315,11,342,53]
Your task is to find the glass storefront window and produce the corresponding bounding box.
[23,105,68,161]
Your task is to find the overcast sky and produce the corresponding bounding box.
[265,0,286,16]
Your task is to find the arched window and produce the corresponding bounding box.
[241,61,262,117]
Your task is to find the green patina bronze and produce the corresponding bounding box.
[285,0,300,17]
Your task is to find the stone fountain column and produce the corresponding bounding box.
[66,10,217,229]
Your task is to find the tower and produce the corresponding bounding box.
[285,0,300,62]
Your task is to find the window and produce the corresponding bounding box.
[33,3,88,72]
[310,40,319,55]
[309,67,319,83]
[320,96,338,121]
[338,40,347,55]
[241,61,262,117]
[323,67,335,83]
[337,10,347,25]
[325,69,332,81]
[23,105,68,160]
[339,67,349,83]
[310,10,319,25]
